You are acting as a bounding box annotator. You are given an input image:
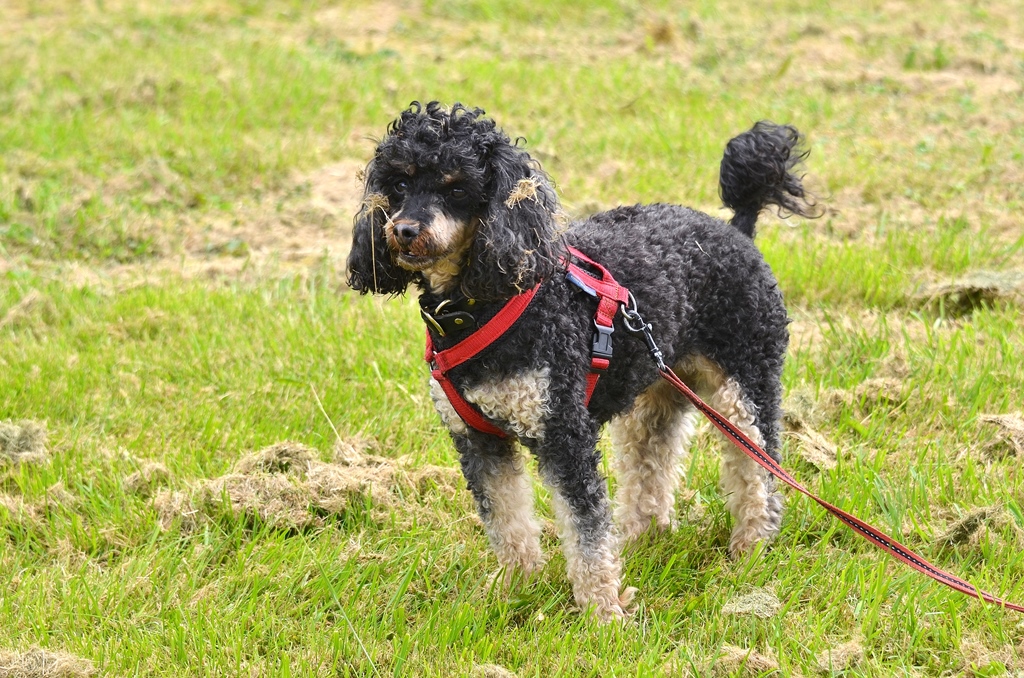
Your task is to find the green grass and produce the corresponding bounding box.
[2,0,1024,675]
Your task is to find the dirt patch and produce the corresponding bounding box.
[9,158,368,290]
[155,439,461,533]
[721,588,782,618]
[182,159,365,273]
[0,420,48,466]
[310,1,406,51]
[0,648,96,678]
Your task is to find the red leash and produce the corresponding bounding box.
[619,302,1024,612]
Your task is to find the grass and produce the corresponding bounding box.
[2,0,1024,675]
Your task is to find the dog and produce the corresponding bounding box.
[346,101,817,620]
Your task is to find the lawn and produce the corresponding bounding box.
[2,0,1024,675]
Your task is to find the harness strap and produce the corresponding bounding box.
[426,286,539,374]
[564,247,630,404]
[425,284,541,439]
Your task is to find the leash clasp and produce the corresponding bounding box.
[622,292,666,371]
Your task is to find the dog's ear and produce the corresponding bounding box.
[345,162,414,296]
[460,141,562,300]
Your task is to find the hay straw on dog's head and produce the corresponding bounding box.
[504,178,540,208]
[361,192,390,215]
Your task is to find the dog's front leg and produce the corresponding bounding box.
[430,376,544,578]
[455,433,545,579]
[535,419,635,622]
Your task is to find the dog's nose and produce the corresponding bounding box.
[393,221,421,247]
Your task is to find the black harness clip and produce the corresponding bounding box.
[592,321,614,361]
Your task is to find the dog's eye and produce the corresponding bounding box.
[449,187,468,200]
[393,180,409,195]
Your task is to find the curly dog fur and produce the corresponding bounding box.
[347,102,817,621]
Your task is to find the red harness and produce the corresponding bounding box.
[424,246,627,438]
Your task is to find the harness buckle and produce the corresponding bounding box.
[592,321,614,361]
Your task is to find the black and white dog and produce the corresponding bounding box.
[346,102,816,620]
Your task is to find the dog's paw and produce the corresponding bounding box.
[487,559,546,593]
[728,531,774,560]
[583,585,639,623]
[616,515,676,550]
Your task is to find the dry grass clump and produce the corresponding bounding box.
[783,410,839,472]
[914,271,1024,317]
[41,482,78,512]
[124,462,171,497]
[851,378,906,410]
[0,648,97,678]
[471,664,518,678]
[660,644,788,677]
[720,588,782,618]
[814,638,865,675]
[0,420,48,466]
[708,645,784,677]
[934,506,1024,552]
[155,439,461,532]
[0,291,57,331]
[0,494,43,530]
[979,413,1024,459]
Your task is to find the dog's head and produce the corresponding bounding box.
[346,102,562,300]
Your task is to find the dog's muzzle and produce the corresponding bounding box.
[392,219,421,250]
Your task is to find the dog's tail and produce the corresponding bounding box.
[719,121,819,238]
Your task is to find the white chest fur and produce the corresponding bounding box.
[429,368,551,440]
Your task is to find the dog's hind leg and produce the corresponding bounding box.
[707,376,784,558]
[610,378,698,545]
[672,356,784,557]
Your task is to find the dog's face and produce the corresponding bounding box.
[346,102,563,301]
[373,165,486,292]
